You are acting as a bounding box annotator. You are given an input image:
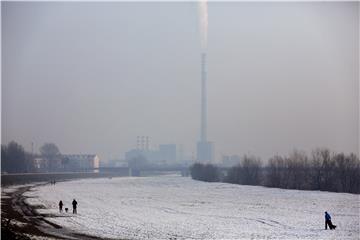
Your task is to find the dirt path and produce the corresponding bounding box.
[1,183,114,240]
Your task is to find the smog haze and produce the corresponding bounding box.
[2,2,359,161]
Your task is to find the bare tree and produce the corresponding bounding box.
[190,163,220,182]
[241,155,262,185]
[287,150,310,189]
[1,141,28,173]
[311,149,326,190]
[347,153,360,193]
[225,155,262,185]
[332,153,360,193]
[266,155,286,188]
[39,143,61,171]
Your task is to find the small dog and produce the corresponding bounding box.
[65,208,68,213]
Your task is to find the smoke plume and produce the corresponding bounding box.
[198,0,208,50]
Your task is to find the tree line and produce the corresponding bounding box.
[190,149,360,194]
[1,141,61,173]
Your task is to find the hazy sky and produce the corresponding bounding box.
[2,2,359,161]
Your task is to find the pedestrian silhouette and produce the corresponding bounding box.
[72,199,78,214]
[58,200,63,213]
[325,211,336,230]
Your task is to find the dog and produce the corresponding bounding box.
[65,208,68,213]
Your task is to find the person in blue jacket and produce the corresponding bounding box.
[325,211,336,230]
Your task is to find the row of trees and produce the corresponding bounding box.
[190,163,220,182]
[1,141,61,173]
[189,149,360,194]
[225,155,262,185]
[266,149,360,193]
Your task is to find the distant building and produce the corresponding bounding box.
[125,140,177,165]
[62,154,100,172]
[106,159,128,168]
[125,149,145,162]
[221,155,241,167]
[33,157,47,171]
[196,141,214,162]
[159,144,176,163]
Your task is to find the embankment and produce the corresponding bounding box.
[1,168,129,186]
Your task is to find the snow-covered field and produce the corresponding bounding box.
[25,175,359,239]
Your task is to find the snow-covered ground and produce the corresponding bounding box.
[25,175,359,239]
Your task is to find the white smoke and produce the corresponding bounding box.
[198,0,208,50]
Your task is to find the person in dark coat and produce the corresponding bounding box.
[58,200,63,213]
[72,199,78,214]
[325,211,336,230]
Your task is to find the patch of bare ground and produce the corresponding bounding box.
[1,184,115,240]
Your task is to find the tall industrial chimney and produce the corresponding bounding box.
[201,52,207,142]
[197,52,213,162]
[197,0,213,162]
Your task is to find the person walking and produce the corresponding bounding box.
[58,200,63,213]
[325,211,336,230]
[72,199,78,214]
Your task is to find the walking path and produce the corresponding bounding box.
[1,183,113,240]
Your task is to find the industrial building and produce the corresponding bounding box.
[125,136,177,165]
[159,144,177,163]
[62,154,100,172]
